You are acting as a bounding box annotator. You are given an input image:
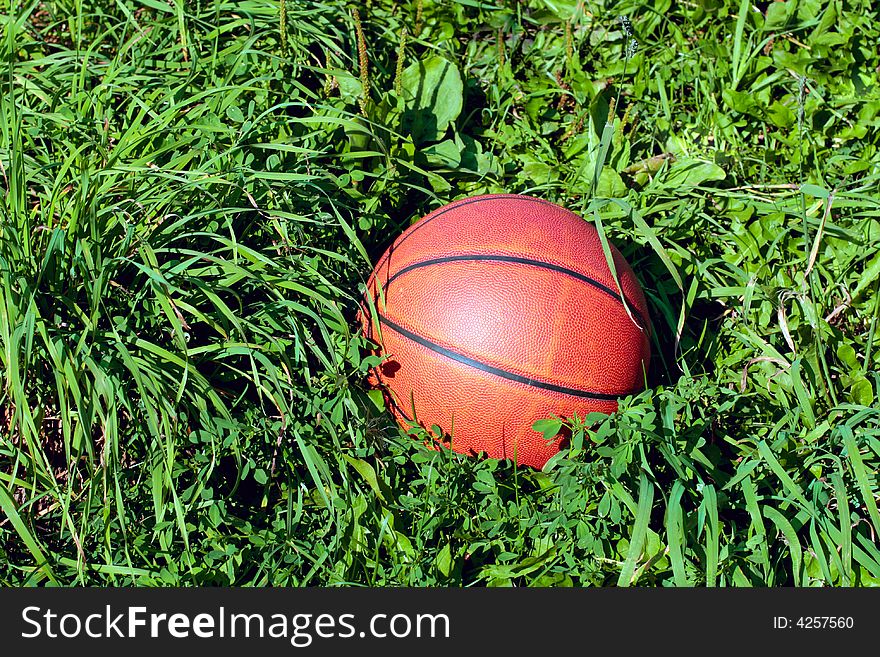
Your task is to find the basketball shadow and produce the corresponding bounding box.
[611,234,726,390]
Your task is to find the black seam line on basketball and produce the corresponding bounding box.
[372,195,558,274]
[377,314,626,401]
[384,254,646,327]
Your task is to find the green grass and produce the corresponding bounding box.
[0,0,878,586]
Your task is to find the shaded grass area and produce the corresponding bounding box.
[0,0,878,586]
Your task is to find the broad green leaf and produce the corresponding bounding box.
[435,543,453,577]
[367,389,386,411]
[663,159,727,188]
[423,139,461,167]
[225,105,245,123]
[849,378,874,406]
[401,55,463,143]
[853,252,880,301]
[596,167,626,198]
[800,183,829,199]
[722,89,761,117]
[520,153,557,183]
[343,454,387,504]
[532,418,563,442]
[763,1,792,31]
[836,343,859,370]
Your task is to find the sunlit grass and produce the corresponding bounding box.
[0,0,878,587]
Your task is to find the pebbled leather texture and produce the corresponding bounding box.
[361,194,651,469]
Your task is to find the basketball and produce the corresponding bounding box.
[360,194,651,469]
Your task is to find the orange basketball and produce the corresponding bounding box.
[360,194,651,469]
